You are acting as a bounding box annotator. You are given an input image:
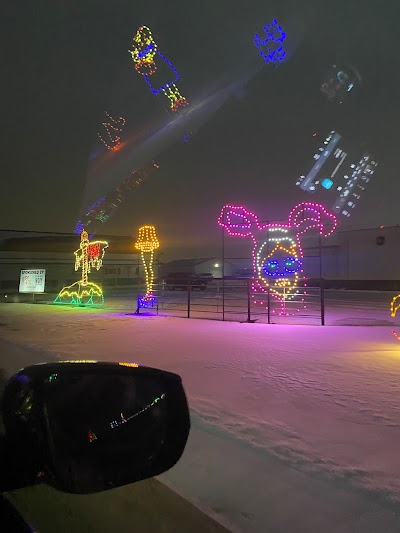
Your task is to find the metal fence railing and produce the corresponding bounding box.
[134,277,326,325]
[0,276,396,326]
[132,277,399,326]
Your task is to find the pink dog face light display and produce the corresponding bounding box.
[218,202,337,310]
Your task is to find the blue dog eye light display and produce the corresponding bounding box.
[284,257,301,273]
[264,260,279,275]
[254,19,287,64]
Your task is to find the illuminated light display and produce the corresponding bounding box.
[321,64,361,104]
[296,130,378,218]
[162,84,189,112]
[108,394,166,431]
[321,178,333,190]
[254,19,287,64]
[54,230,108,306]
[129,25,188,112]
[129,25,158,76]
[74,220,85,235]
[390,294,400,340]
[76,162,159,234]
[59,360,98,363]
[391,295,400,318]
[97,112,126,151]
[119,362,140,368]
[135,225,160,308]
[88,430,97,443]
[218,202,337,311]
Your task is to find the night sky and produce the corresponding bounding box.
[2,0,399,257]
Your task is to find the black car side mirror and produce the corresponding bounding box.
[1,361,190,494]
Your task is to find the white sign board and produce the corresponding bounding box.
[19,269,46,293]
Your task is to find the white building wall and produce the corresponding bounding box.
[338,226,400,280]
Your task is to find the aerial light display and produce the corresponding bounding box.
[97,112,126,151]
[135,225,160,308]
[218,202,337,311]
[75,161,160,235]
[129,25,188,112]
[321,64,361,104]
[54,230,108,306]
[254,19,287,64]
[296,131,378,218]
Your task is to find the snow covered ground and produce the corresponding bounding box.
[1,302,400,531]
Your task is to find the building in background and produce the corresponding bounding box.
[0,234,140,293]
[1,227,400,293]
[161,258,233,279]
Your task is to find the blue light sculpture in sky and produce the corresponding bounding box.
[254,19,287,64]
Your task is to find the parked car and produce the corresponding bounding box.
[164,272,207,291]
[198,273,214,281]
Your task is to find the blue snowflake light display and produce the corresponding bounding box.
[254,19,287,64]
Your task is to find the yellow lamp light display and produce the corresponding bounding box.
[54,230,108,306]
[135,225,159,308]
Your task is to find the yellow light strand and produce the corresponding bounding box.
[162,84,189,111]
[135,225,159,300]
[257,241,300,301]
[129,25,158,75]
[391,294,400,318]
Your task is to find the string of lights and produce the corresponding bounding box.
[76,162,159,234]
[129,25,188,112]
[254,18,287,64]
[135,225,160,308]
[97,112,126,151]
[390,295,400,340]
[54,230,108,306]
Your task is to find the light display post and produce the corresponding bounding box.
[54,230,108,306]
[218,202,337,314]
[135,225,160,309]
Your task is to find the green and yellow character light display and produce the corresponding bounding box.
[54,230,108,306]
